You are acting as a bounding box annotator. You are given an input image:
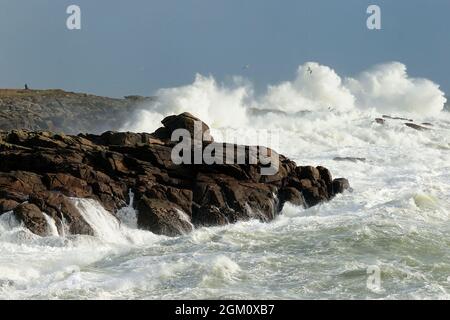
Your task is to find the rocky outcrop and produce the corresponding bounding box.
[375,115,434,131]
[333,157,366,162]
[0,112,350,237]
[0,89,153,134]
[404,123,431,131]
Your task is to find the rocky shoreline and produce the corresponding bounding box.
[0,112,349,237]
[0,89,151,134]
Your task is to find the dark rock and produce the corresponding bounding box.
[136,196,193,236]
[302,186,323,207]
[405,123,431,131]
[298,179,313,189]
[332,178,351,194]
[124,95,147,101]
[158,112,213,142]
[192,205,230,227]
[297,166,320,181]
[0,199,19,213]
[0,112,349,237]
[375,118,385,124]
[0,279,14,287]
[44,173,93,198]
[317,166,333,185]
[333,157,366,162]
[383,115,414,122]
[28,192,94,236]
[0,171,47,202]
[279,187,306,207]
[317,166,333,194]
[191,172,278,226]
[13,203,48,236]
[88,131,166,148]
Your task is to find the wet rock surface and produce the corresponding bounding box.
[376,114,434,131]
[0,112,350,236]
[404,123,431,131]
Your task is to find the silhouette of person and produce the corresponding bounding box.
[24,84,29,90]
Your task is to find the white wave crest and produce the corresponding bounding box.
[121,61,447,134]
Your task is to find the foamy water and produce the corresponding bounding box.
[1,62,449,299]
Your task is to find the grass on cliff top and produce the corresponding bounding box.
[0,89,153,102]
[0,89,82,98]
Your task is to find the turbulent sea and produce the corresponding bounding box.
[1,62,450,299]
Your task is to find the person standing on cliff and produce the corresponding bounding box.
[24,84,29,90]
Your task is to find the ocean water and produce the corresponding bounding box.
[1,62,450,299]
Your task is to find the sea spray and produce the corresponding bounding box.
[116,190,138,229]
[121,61,446,134]
[0,61,449,299]
[175,209,195,233]
[42,213,59,237]
[69,197,160,246]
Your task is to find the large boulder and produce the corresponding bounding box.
[153,112,213,142]
[332,178,351,194]
[404,123,431,131]
[136,197,193,236]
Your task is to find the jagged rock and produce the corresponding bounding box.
[159,112,213,142]
[317,166,333,185]
[13,203,49,236]
[383,115,414,122]
[136,197,193,236]
[279,187,306,207]
[332,178,351,194]
[297,166,320,181]
[333,157,366,162]
[317,166,333,195]
[405,123,431,131]
[44,173,93,198]
[0,112,350,237]
[378,115,433,132]
[0,171,47,202]
[28,192,94,236]
[0,199,19,212]
[301,186,323,207]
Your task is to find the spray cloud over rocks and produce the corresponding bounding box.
[121,62,447,135]
[345,62,446,115]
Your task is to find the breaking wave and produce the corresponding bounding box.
[121,61,447,135]
[1,61,450,299]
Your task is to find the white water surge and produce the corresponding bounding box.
[1,62,450,299]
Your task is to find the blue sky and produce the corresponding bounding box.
[0,0,448,97]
